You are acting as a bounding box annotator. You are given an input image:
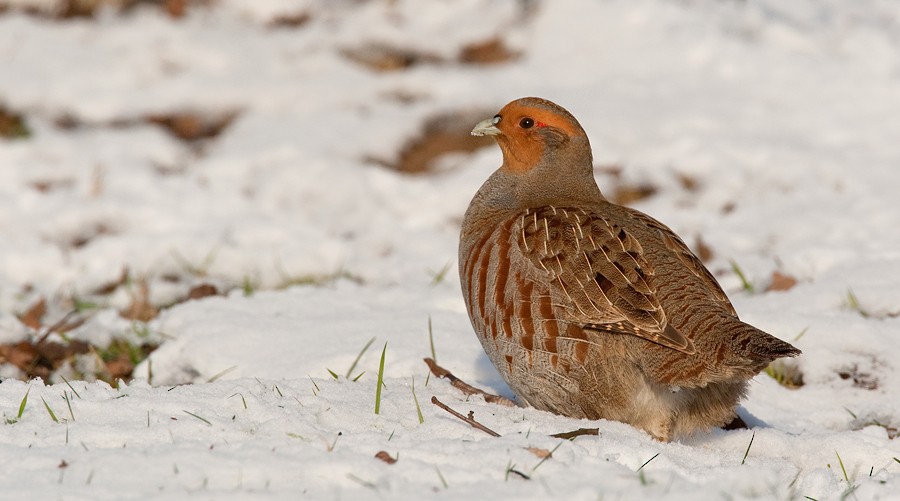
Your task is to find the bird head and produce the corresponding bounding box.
[471,97,592,174]
[470,97,601,207]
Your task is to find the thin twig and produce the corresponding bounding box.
[431,396,500,437]
[550,427,599,440]
[37,310,81,344]
[423,358,516,407]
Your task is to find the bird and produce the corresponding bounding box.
[458,97,800,441]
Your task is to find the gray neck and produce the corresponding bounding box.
[461,136,603,239]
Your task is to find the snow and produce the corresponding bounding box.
[2,0,900,499]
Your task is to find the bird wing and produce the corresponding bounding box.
[626,208,737,316]
[511,205,696,355]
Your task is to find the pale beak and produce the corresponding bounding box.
[471,118,501,137]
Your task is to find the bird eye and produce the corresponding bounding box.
[519,117,534,129]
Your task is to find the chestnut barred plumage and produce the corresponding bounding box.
[460,97,799,440]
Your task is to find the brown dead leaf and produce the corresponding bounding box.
[188,283,219,300]
[374,451,397,464]
[595,164,623,179]
[268,11,311,29]
[0,339,91,379]
[525,447,551,459]
[458,37,519,65]
[766,271,798,292]
[67,222,116,249]
[341,44,443,72]
[0,341,38,369]
[29,178,75,193]
[676,172,700,192]
[694,236,714,262]
[120,280,159,322]
[371,109,495,174]
[92,267,130,295]
[163,0,186,18]
[105,355,135,380]
[37,339,90,363]
[4,0,211,20]
[18,297,47,330]
[610,183,657,206]
[145,110,238,142]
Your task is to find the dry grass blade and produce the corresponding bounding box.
[60,375,82,399]
[206,365,237,383]
[182,410,211,426]
[637,452,660,471]
[531,441,564,473]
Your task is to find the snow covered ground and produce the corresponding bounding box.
[1,0,899,498]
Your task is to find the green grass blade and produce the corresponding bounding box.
[41,396,59,423]
[412,376,424,424]
[729,260,754,293]
[326,368,339,380]
[429,261,451,285]
[375,342,387,415]
[741,432,755,465]
[835,450,849,482]
[346,337,375,379]
[17,386,30,419]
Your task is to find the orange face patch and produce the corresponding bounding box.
[493,102,581,174]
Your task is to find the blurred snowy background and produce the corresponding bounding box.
[0,0,899,499]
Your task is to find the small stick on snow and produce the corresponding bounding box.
[424,359,598,440]
[431,396,500,437]
[550,428,599,440]
[423,358,516,407]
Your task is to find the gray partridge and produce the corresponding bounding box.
[459,97,800,441]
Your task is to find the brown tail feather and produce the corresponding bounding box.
[730,323,801,373]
